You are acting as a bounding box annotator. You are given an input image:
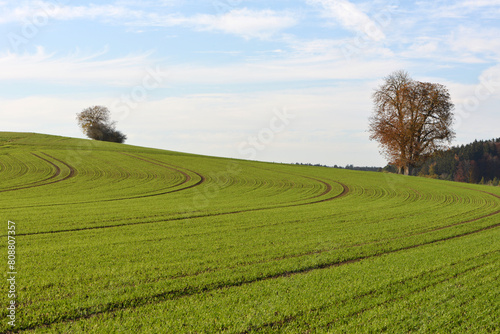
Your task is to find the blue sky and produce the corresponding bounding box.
[1,0,500,166]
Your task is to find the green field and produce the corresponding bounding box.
[1,132,499,333]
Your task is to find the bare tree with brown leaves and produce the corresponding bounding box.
[76,106,127,143]
[369,71,455,175]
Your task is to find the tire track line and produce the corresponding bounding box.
[15,220,500,332]
[42,153,77,180]
[0,153,75,193]
[244,256,494,333]
[248,165,336,202]
[2,154,206,209]
[15,179,348,237]
[322,261,493,331]
[0,153,60,192]
[117,153,207,196]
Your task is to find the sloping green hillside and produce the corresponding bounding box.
[1,132,498,333]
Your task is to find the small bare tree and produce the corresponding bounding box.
[369,71,455,175]
[76,106,127,143]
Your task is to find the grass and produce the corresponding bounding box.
[0,132,498,333]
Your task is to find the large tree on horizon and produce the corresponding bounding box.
[369,70,455,175]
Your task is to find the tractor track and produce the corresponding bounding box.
[14,179,348,237]
[1,153,206,209]
[0,153,76,193]
[240,254,495,333]
[14,218,500,333]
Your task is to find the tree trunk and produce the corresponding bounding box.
[404,165,410,175]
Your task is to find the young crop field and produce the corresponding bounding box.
[0,132,499,333]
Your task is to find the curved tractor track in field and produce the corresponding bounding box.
[111,153,207,199]
[16,164,349,236]
[4,153,206,210]
[0,152,76,193]
[124,155,349,208]
[65,153,207,203]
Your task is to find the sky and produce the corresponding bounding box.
[1,0,500,167]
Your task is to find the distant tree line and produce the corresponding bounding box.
[338,165,382,172]
[402,138,500,185]
[294,162,330,167]
[294,162,381,172]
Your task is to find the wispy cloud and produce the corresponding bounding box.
[0,44,405,88]
[0,47,155,86]
[0,2,297,40]
[0,2,144,23]
[307,0,385,41]
[397,24,500,63]
[449,26,500,61]
[419,0,500,18]
[186,8,297,40]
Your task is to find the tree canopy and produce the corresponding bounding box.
[76,106,127,144]
[369,70,455,175]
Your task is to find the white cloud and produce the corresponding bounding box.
[287,38,345,59]
[187,8,297,40]
[308,0,385,41]
[0,45,406,87]
[461,0,500,5]
[423,0,500,19]
[0,48,158,86]
[0,2,144,24]
[163,57,405,85]
[0,2,297,40]
[400,25,500,63]
[449,26,500,61]
[450,0,500,10]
